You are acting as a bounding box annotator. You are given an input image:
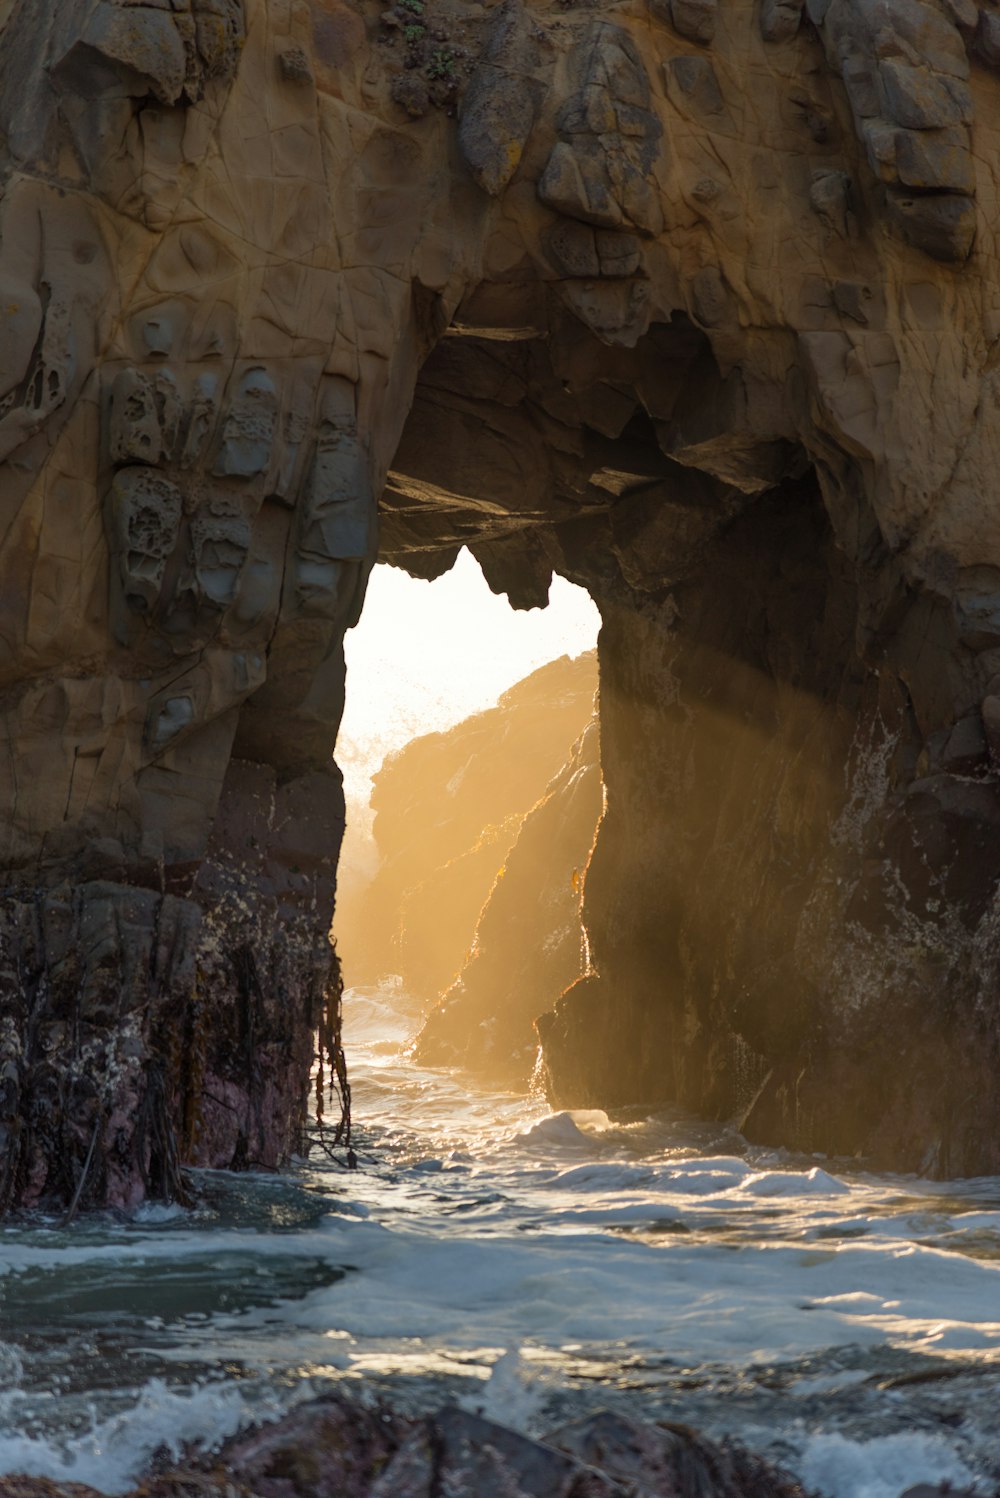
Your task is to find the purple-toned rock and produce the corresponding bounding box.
[546,1410,808,1497]
[192,1396,408,1497]
[0,1399,811,1498]
[373,1406,623,1497]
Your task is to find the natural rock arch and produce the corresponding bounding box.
[3,0,1000,1210]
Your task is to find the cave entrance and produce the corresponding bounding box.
[333,548,601,1093]
[331,303,841,1129]
[326,268,945,1169]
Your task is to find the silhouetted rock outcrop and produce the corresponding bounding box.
[413,719,602,1086]
[341,653,597,1002]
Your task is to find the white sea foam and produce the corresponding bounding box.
[0,1378,287,1496]
[273,1210,1000,1366]
[512,1110,612,1147]
[3,982,1000,1496]
[797,1431,976,1498]
[457,1347,551,1433]
[735,1167,851,1197]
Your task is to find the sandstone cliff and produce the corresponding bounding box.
[413,717,602,1086]
[6,0,1000,1206]
[339,650,598,1000]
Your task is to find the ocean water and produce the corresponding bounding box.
[2,982,1000,1496]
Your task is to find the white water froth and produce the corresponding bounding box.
[0,1368,290,1496]
[797,1432,976,1498]
[2,981,1000,1495]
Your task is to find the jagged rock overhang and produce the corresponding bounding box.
[376,307,817,614]
[372,274,1000,1177]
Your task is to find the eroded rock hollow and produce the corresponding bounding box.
[4,0,1000,1208]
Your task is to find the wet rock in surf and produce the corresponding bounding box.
[0,1398,810,1497]
[546,1410,809,1497]
[175,1395,408,1496]
[371,1406,615,1497]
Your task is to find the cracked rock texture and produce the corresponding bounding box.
[6,0,1000,1206]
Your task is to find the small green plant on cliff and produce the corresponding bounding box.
[398,0,424,12]
[404,22,425,41]
[427,46,456,79]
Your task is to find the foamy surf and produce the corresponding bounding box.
[0,1377,290,1497]
[2,980,1000,1496]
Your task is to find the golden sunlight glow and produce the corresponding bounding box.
[338,549,600,807]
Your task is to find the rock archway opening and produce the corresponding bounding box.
[345,294,1000,1181]
[7,0,1000,1218]
[334,549,601,1091]
[336,308,857,1125]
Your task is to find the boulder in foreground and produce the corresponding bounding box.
[2,1400,811,1498]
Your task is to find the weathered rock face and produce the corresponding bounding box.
[0,760,346,1211]
[413,717,602,1086]
[6,0,1000,1204]
[0,1398,811,1497]
[342,651,597,1000]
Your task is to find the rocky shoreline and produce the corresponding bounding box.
[3,1396,983,1498]
[1,1398,812,1498]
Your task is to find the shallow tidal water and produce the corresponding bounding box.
[2,982,1000,1497]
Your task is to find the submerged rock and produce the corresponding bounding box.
[0,1400,810,1498]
